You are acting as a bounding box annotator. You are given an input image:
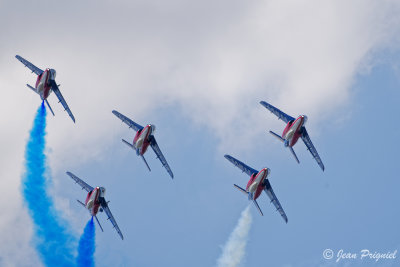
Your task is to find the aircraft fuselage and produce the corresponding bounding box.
[85,186,105,217]
[282,115,307,147]
[133,124,155,155]
[246,168,269,200]
[34,68,53,100]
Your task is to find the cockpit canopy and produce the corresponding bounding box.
[49,69,57,80]
[99,187,106,197]
[302,115,308,125]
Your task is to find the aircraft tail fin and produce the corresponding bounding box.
[233,184,247,195]
[248,192,254,201]
[289,146,300,164]
[77,199,86,207]
[141,155,151,172]
[269,130,285,142]
[44,99,55,116]
[234,184,263,216]
[253,199,264,216]
[26,84,38,94]
[94,216,104,232]
[122,139,134,149]
[77,200,104,231]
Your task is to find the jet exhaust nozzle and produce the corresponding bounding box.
[284,140,289,147]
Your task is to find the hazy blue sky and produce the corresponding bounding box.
[0,1,399,266]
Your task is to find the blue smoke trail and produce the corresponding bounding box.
[22,102,75,266]
[77,218,96,267]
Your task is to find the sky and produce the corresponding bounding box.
[0,0,400,266]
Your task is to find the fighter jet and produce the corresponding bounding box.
[225,155,288,223]
[66,172,124,240]
[15,55,75,122]
[260,101,325,171]
[112,110,174,179]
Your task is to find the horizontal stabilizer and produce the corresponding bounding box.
[269,131,285,142]
[122,139,134,149]
[94,216,104,232]
[26,84,38,94]
[76,199,86,207]
[45,100,55,116]
[141,155,151,172]
[233,184,247,195]
[253,200,264,216]
[289,146,300,164]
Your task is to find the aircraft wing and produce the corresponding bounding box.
[66,172,94,192]
[112,110,144,132]
[263,179,288,223]
[50,80,75,123]
[149,135,174,179]
[15,55,43,76]
[100,199,124,240]
[224,155,258,177]
[260,101,295,124]
[300,127,325,171]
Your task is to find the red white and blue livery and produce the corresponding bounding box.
[260,101,325,171]
[15,55,75,122]
[224,155,288,223]
[66,172,124,240]
[112,110,174,179]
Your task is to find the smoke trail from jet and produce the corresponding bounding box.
[216,205,253,267]
[77,218,96,267]
[22,102,75,266]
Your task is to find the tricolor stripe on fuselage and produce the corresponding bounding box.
[246,168,269,200]
[35,68,52,100]
[133,124,153,155]
[282,115,306,147]
[85,187,101,216]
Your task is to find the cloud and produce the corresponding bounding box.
[0,0,399,264]
[2,0,399,163]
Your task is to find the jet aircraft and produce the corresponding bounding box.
[224,155,288,223]
[112,110,174,179]
[66,171,124,240]
[260,101,325,171]
[15,55,75,122]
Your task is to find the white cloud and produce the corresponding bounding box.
[0,0,399,265]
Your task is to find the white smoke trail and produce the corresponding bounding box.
[217,205,253,267]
